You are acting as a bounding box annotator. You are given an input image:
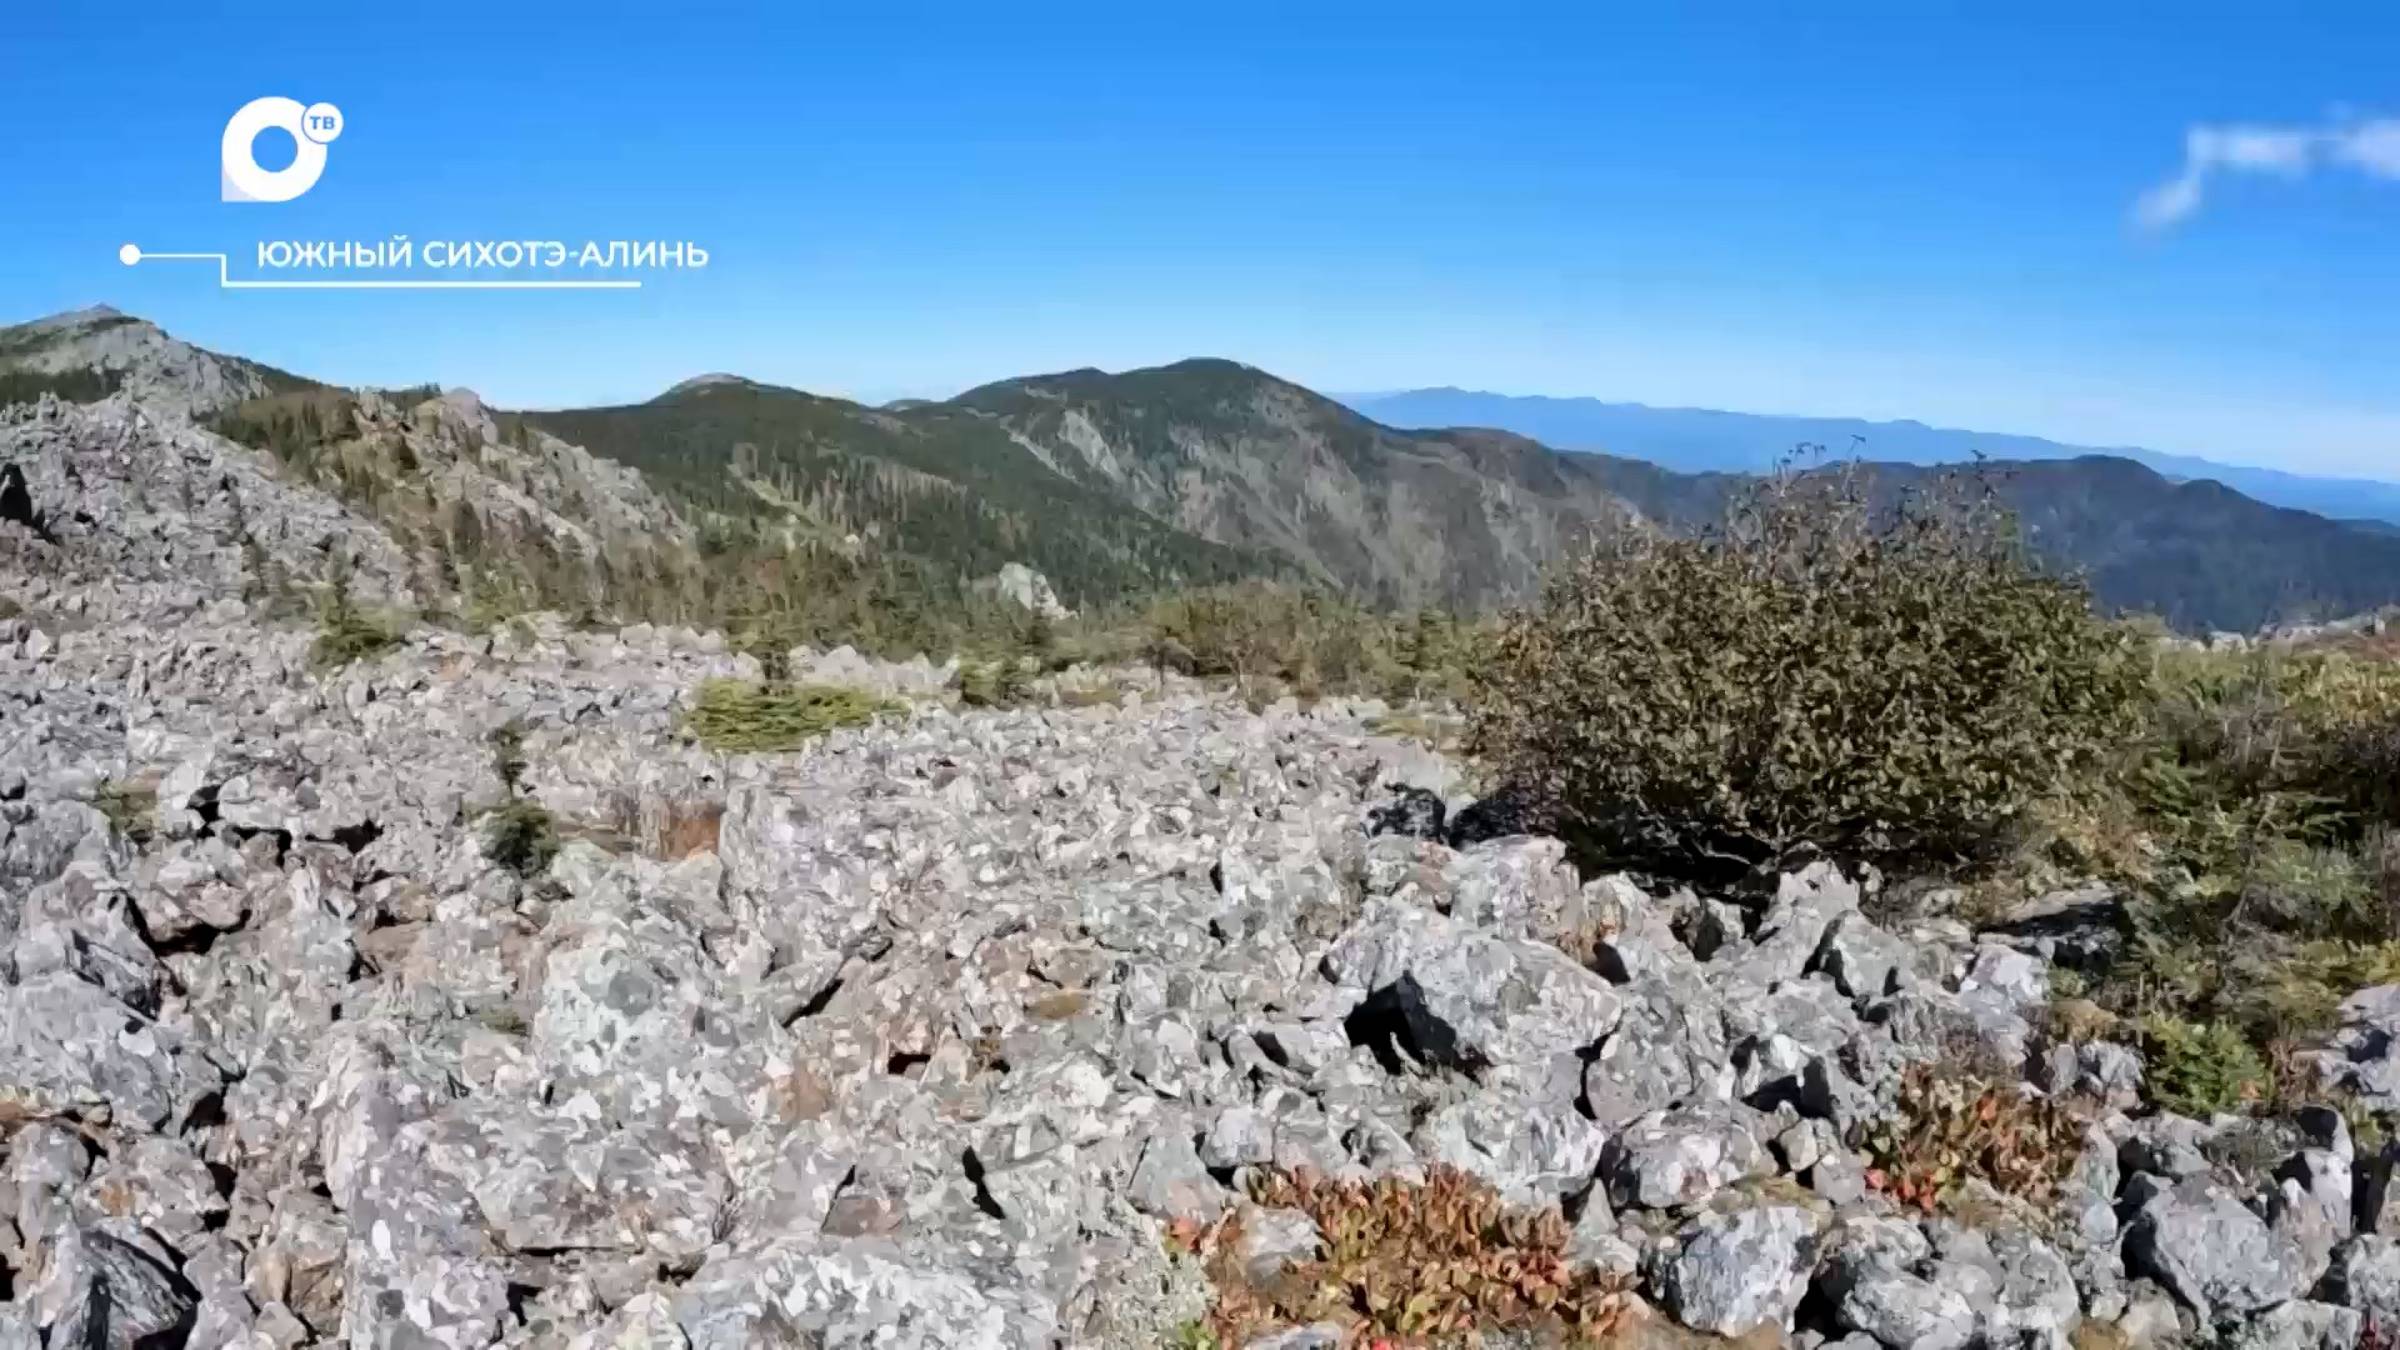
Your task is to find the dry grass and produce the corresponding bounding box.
[1026,989,1089,1021]
[1171,1165,1638,1346]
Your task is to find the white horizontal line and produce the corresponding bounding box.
[224,279,644,289]
[125,250,641,290]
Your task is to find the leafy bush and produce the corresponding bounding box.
[483,798,558,878]
[1468,465,2144,874]
[1171,1165,1634,1345]
[1863,1067,2092,1214]
[2140,1014,2269,1117]
[684,679,895,753]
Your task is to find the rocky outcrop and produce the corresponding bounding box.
[0,307,281,417]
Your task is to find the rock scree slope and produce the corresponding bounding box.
[11,355,2400,1348]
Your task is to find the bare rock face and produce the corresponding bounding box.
[6,384,2393,1349]
[2,307,278,417]
[989,561,1070,619]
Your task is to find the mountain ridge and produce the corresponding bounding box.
[1343,385,2400,527]
[8,307,2400,634]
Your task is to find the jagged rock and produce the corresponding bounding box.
[1443,783,1547,848]
[1818,1217,1976,1350]
[2060,1127,2124,1253]
[1817,1213,2078,1349]
[2120,1113,2215,1180]
[27,1224,196,1350]
[2114,1280,2191,1347]
[0,973,220,1128]
[2032,1038,2145,1109]
[1324,898,1621,1097]
[1412,1093,1609,1207]
[989,562,1069,619]
[1444,835,1589,948]
[2272,1145,2354,1291]
[1234,1206,1322,1283]
[1601,1108,1770,1211]
[1654,1200,1822,1337]
[1927,1221,2080,1345]
[2328,1234,2400,1327]
[2124,1175,2313,1321]
[2226,1300,2362,1349]
[1976,882,2127,971]
[1129,1123,1228,1222]
[1365,785,1445,840]
[1717,862,1862,992]
[1813,912,1915,1000]
[2307,984,2400,1110]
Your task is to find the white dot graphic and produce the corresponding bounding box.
[118,244,141,266]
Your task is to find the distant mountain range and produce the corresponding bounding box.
[1342,388,2400,529]
[7,307,2400,634]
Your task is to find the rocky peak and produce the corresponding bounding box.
[0,307,300,419]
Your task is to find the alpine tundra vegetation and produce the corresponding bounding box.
[6,309,2400,1347]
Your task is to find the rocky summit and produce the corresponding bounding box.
[9,385,2400,1350]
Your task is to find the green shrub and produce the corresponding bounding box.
[483,798,558,877]
[957,657,1033,708]
[1468,465,2144,873]
[490,720,529,796]
[92,779,157,846]
[2094,647,2400,1073]
[309,572,405,672]
[2141,1014,2269,1116]
[684,679,895,753]
[1140,582,1419,701]
[311,608,402,670]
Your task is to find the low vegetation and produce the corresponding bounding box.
[2018,642,2400,1110]
[2135,1015,2270,1117]
[481,720,557,877]
[1469,463,2144,876]
[956,656,1034,708]
[1863,1067,2093,1215]
[1170,1165,1635,1345]
[91,778,158,846]
[483,799,559,878]
[1457,456,2400,1122]
[308,571,404,671]
[683,678,897,753]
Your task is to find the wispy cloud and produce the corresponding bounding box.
[2134,115,2400,229]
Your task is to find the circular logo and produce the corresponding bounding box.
[222,97,341,203]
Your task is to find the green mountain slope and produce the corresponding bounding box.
[514,379,1272,608]
[954,358,1643,607]
[9,307,2400,635]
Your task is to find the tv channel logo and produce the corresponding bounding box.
[221,97,343,203]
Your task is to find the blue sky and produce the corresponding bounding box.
[3,3,2396,477]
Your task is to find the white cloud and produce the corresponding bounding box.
[2134,115,2400,229]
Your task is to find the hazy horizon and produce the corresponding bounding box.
[6,4,2397,476]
